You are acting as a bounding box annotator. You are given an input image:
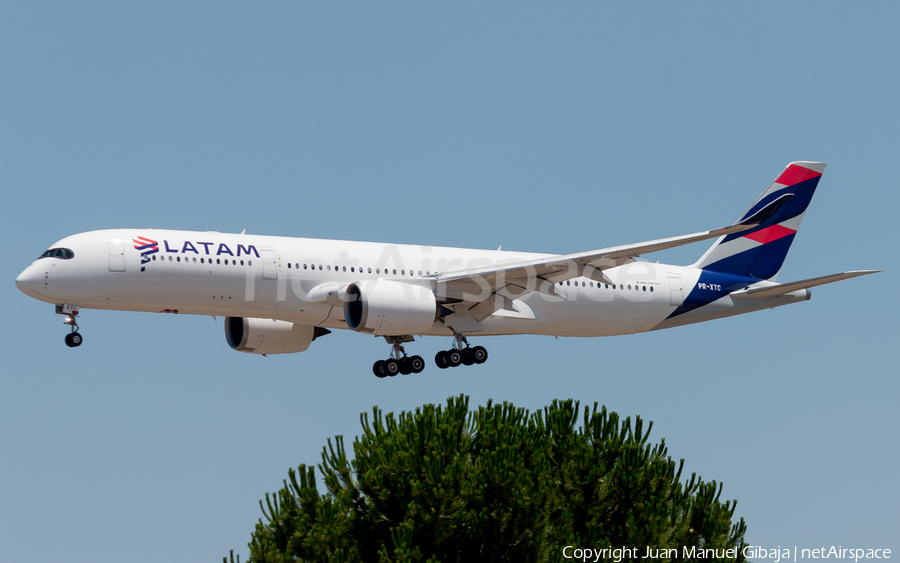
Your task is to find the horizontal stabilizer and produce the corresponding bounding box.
[730,270,880,299]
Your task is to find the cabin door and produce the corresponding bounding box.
[261,249,277,280]
[108,241,126,272]
[668,276,684,307]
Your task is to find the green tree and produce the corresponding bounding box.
[234,395,746,563]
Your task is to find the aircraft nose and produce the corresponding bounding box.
[16,266,41,297]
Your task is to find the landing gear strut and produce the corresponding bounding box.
[59,305,83,348]
[435,333,487,369]
[373,336,425,379]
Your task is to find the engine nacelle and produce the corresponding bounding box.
[344,280,438,336]
[225,317,326,355]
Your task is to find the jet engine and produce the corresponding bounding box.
[225,317,329,355]
[344,280,439,336]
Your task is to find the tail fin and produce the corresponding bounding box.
[693,161,826,281]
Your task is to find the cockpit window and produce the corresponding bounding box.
[38,248,75,260]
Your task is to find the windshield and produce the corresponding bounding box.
[38,248,75,260]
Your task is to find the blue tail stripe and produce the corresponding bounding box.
[703,233,797,281]
[721,176,820,244]
[738,186,796,223]
[666,271,755,319]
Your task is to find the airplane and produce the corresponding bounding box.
[16,161,877,378]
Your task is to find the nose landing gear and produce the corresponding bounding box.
[373,336,425,378]
[58,304,83,348]
[65,332,83,347]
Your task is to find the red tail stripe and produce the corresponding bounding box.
[775,164,821,187]
[744,224,796,244]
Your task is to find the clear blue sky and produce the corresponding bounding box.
[2,3,897,561]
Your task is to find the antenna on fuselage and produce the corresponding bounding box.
[240,229,246,235]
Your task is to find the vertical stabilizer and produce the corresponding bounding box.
[693,161,825,281]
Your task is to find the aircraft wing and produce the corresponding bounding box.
[729,270,880,299]
[436,223,756,304]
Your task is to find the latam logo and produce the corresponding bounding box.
[159,240,261,258]
[133,237,159,272]
[134,236,261,272]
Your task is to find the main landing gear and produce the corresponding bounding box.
[373,336,425,378]
[435,334,487,369]
[59,305,83,348]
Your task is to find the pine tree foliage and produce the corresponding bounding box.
[238,395,747,563]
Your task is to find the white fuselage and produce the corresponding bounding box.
[15,229,806,342]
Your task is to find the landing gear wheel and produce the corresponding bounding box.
[373,360,387,378]
[399,357,412,375]
[409,355,426,374]
[384,359,400,377]
[461,347,476,366]
[435,351,450,369]
[447,349,462,367]
[65,333,82,348]
[472,346,488,364]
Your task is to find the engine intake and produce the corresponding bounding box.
[344,280,438,336]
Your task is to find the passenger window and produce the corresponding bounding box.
[216,258,220,264]
[288,263,291,269]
